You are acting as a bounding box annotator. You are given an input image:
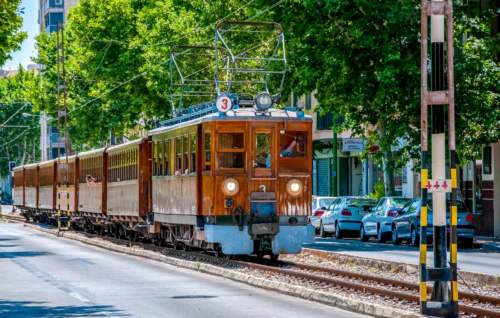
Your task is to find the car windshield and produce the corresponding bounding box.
[426,199,469,213]
[389,198,411,208]
[319,198,335,208]
[347,198,377,208]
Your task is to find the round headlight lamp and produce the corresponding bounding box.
[222,178,240,196]
[286,179,303,197]
[255,92,273,111]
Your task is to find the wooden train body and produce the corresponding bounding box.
[12,108,315,256]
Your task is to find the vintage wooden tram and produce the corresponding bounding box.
[12,103,315,258]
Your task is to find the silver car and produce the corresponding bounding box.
[319,197,377,238]
[309,196,336,232]
[360,197,412,242]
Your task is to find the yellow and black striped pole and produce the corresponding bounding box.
[420,0,458,316]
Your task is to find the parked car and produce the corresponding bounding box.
[309,196,337,233]
[360,197,412,242]
[391,198,474,247]
[319,197,377,238]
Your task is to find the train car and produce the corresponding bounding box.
[148,103,315,258]
[74,148,107,231]
[106,138,151,238]
[56,156,77,215]
[38,159,57,222]
[12,166,24,209]
[23,163,39,219]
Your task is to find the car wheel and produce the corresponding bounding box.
[392,227,401,245]
[360,225,369,242]
[376,225,386,243]
[410,226,420,247]
[320,222,327,238]
[335,222,343,239]
[461,238,474,249]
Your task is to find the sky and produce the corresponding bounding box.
[3,0,39,70]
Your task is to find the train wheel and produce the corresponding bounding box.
[270,253,279,262]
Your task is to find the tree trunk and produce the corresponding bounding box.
[382,150,394,196]
[378,123,394,196]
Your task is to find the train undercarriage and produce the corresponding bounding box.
[16,207,314,258]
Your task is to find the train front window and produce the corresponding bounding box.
[255,133,271,168]
[217,132,245,169]
[218,133,244,149]
[280,131,307,158]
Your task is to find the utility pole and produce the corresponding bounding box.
[420,0,458,317]
[56,23,70,160]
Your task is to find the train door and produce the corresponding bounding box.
[251,125,275,178]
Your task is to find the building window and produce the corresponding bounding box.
[483,145,492,175]
[316,112,333,130]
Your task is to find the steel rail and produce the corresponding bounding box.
[234,259,500,318]
[285,261,500,308]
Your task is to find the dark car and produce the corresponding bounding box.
[391,198,474,247]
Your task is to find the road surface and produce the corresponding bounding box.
[306,237,500,276]
[0,222,366,318]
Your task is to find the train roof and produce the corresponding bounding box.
[149,107,311,136]
[106,138,144,153]
[56,155,77,163]
[77,147,106,159]
[12,166,23,172]
[23,162,39,169]
[39,159,57,167]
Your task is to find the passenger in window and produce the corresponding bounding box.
[281,136,305,157]
[257,152,271,168]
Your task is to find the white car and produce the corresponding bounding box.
[309,196,336,232]
[319,197,377,238]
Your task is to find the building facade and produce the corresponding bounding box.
[301,93,417,198]
[38,0,79,160]
[461,142,500,238]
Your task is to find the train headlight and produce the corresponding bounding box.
[255,92,273,111]
[286,179,303,197]
[222,178,239,196]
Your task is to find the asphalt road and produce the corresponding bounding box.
[305,236,500,276]
[0,222,365,318]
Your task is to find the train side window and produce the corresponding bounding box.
[175,137,182,174]
[164,140,171,176]
[204,132,211,171]
[190,134,196,173]
[280,131,307,158]
[183,135,189,174]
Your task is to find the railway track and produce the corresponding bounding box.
[4,215,500,318]
[234,260,500,318]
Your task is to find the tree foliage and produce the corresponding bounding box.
[0,0,27,66]
[261,0,498,192]
[29,0,498,172]
[0,68,41,176]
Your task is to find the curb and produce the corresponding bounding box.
[303,248,500,286]
[19,222,422,318]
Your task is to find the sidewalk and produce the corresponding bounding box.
[476,236,500,252]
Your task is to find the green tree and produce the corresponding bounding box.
[264,0,499,194]
[0,68,41,176]
[0,0,27,66]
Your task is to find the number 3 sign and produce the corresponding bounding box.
[216,95,232,113]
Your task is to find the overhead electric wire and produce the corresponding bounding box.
[67,0,285,114]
